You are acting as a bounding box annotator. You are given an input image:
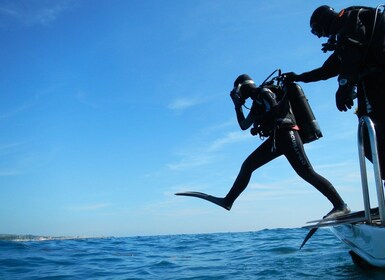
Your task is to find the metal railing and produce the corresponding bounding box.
[357,116,385,225]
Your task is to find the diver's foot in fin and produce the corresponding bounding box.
[206,195,232,211]
[175,191,232,211]
[323,204,350,220]
[301,204,350,250]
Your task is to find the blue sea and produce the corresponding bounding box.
[1,228,385,279]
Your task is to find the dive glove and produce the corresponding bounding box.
[335,78,354,112]
[230,91,245,109]
[283,72,302,83]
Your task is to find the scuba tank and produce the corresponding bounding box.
[259,69,322,143]
[286,83,323,143]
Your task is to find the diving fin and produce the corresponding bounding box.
[300,228,318,249]
[175,191,231,211]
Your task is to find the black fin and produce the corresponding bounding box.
[300,228,318,249]
[175,191,231,210]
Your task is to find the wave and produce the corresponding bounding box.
[0,234,104,242]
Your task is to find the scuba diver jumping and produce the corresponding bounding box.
[176,71,349,219]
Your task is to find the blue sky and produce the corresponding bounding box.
[0,0,378,237]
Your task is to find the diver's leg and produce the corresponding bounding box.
[223,137,281,209]
[280,130,347,211]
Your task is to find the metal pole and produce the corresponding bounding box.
[358,117,372,223]
[358,116,385,225]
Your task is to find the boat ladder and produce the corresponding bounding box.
[358,116,385,225]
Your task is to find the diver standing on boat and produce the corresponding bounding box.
[285,5,385,179]
[177,74,349,218]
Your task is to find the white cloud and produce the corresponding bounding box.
[0,103,35,121]
[0,0,73,26]
[0,142,27,155]
[168,129,250,171]
[75,90,99,109]
[168,97,202,111]
[0,5,17,17]
[69,203,111,212]
[0,170,20,177]
[167,153,215,171]
[207,131,249,152]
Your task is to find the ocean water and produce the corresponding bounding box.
[1,228,385,280]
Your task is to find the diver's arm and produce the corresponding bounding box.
[298,52,340,82]
[230,91,254,130]
[235,107,254,130]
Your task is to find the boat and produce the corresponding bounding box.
[305,116,385,268]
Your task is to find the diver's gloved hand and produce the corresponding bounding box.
[230,91,245,109]
[321,42,336,53]
[321,36,337,53]
[283,72,302,83]
[335,78,354,112]
[250,127,259,136]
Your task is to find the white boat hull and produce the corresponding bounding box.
[331,224,385,268]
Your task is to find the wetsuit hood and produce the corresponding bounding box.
[310,5,338,37]
[233,74,257,100]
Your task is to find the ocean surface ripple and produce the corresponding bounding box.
[1,228,385,279]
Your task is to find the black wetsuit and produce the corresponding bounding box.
[223,85,345,209]
[296,6,385,178]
